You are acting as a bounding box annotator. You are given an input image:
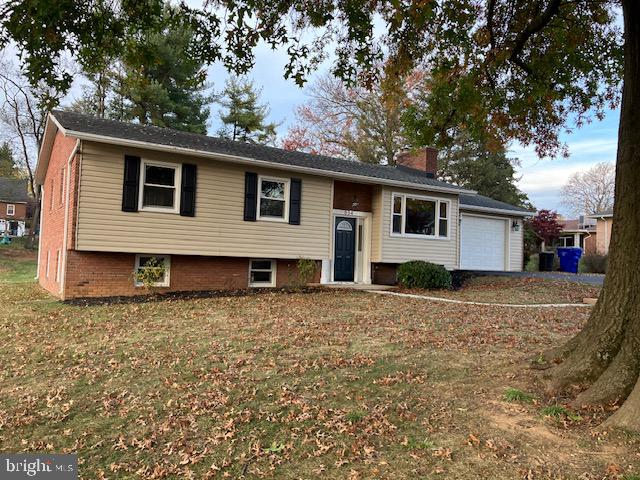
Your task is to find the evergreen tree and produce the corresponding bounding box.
[118,6,211,133]
[437,135,531,207]
[69,5,211,133]
[0,142,20,178]
[216,77,277,144]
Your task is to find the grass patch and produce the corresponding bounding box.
[402,437,436,450]
[540,405,582,422]
[345,410,367,423]
[504,387,535,403]
[400,275,601,304]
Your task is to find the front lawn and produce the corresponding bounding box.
[0,241,38,283]
[0,254,636,479]
[399,275,601,305]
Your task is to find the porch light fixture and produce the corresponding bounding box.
[512,220,521,232]
[351,194,359,209]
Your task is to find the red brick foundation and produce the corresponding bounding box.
[372,263,400,285]
[55,251,322,299]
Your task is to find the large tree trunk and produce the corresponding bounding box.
[546,0,640,430]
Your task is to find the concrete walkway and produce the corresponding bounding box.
[467,270,605,286]
[367,289,593,308]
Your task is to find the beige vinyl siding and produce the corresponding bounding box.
[509,219,524,271]
[379,188,459,269]
[370,187,383,262]
[76,142,332,259]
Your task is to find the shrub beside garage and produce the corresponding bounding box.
[397,261,452,289]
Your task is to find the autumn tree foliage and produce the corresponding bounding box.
[283,72,530,205]
[282,72,419,164]
[529,210,563,247]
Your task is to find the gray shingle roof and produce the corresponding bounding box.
[590,208,613,217]
[52,110,472,193]
[459,193,531,214]
[0,178,29,203]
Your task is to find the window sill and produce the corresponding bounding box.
[139,206,180,214]
[390,233,451,241]
[257,216,288,223]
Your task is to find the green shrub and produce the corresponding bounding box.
[296,258,317,285]
[397,261,452,289]
[133,256,166,291]
[525,254,539,272]
[580,253,608,274]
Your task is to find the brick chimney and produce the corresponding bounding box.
[395,147,438,178]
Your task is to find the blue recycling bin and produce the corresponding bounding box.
[557,247,583,273]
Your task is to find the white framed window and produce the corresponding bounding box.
[134,254,171,287]
[6,204,15,216]
[139,160,181,213]
[257,176,289,221]
[249,259,276,287]
[558,235,575,247]
[390,193,450,239]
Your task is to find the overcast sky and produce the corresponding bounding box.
[206,43,619,217]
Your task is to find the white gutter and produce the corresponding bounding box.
[59,139,80,297]
[59,128,476,196]
[459,204,532,217]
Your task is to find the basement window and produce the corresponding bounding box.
[134,254,171,287]
[249,259,276,287]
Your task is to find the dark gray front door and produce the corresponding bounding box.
[334,217,356,281]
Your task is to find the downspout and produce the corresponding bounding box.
[35,184,44,280]
[59,139,80,297]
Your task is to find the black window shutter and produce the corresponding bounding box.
[180,164,197,216]
[122,155,140,212]
[244,172,258,221]
[289,178,302,225]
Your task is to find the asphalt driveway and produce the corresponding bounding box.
[466,270,605,286]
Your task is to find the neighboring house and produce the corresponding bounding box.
[558,216,598,254]
[0,178,29,237]
[588,209,613,254]
[35,111,530,299]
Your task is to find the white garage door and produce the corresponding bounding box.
[460,215,507,270]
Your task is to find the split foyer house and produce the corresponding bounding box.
[35,111,530,299]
